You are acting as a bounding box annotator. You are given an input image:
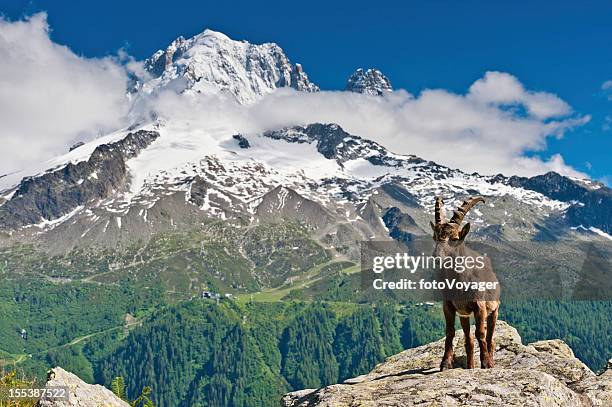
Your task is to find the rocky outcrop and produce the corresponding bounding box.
[290,63,319,93]
[282,321,612,406]
[37,367,128,407]
[68,141,85,152]
[263,123,356,161]
[382,207,420,243]
[232,134,251,149]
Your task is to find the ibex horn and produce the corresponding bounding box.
[449,197,485,226]
[434,196,445,225]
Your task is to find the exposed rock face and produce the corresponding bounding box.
[345,68,393,96]
[232,134,251,149]
[263,123,420,167]
[68,141,85,152]
[37,367,128,407]
[290,63,318,93]
[282,321,612,406]
[382,207,420,243]
[187,175,247,221]
[0,131,159,229]
[254,186,335,231]
[506,171,612,234]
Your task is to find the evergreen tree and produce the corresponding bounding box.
[375,304,403,357]
[280,304,339,389]
[334,308,384,381]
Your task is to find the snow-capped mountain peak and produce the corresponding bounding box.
[346,68,393,95]
[139,29,319,104]
[1,30,610,251]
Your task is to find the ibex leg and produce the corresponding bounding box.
[486,307,498,367]
[475,308,493,369]
[440,301,456,371]
[460,316,474,369]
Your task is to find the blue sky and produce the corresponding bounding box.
[2,0,611,183]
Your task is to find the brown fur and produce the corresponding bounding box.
[431,196,500,370]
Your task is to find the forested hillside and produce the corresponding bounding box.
[2,275,611,406]
[1,249,610,406]
[5,297,603,407]
[97,301,444,406]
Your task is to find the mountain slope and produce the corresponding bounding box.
[0,130,159,229]
[506,172,611,236]
[1,120,610,254]
[0,28,609,262]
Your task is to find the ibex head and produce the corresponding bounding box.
[430,196,485,244]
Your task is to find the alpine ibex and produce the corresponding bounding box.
[430,196,500,370]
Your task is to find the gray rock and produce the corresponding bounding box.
[37,367,128,407]
[263,123,418,167]
[572,367,612,407]
[232,134,251,149]
[68,142,85,152]
[282,321,611,406]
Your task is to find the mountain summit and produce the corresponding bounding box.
[346,68,393,95]
[138,29,319,104]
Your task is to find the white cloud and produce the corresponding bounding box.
[139,74,588,178]
[0,14,588,181]
[468,71,572,119]
[0,13,130,174]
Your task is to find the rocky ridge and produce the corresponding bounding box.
[0,130,159,229]
[506,171,611,235]
[282,321,612,406]
[1,122,611,254]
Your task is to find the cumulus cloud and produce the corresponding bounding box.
[0,14,588,180]
[139,72,589,178]
[0,13,129,174]
[468,71,572,119]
